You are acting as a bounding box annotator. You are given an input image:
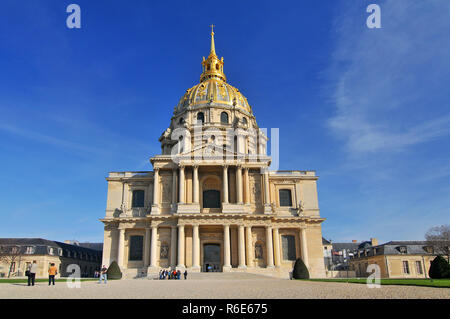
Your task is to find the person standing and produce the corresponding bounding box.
[98,265,108,284]
[183,269,188,280]
[48,263,58,286]
[28,261,38,286]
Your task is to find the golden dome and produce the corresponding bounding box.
[177,79,252,114]
[176,26,253,115]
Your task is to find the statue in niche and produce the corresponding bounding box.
[160,243,169,259]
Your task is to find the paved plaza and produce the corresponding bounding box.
[0,273,448,299]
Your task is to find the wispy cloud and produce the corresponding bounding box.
[326,1,450,156]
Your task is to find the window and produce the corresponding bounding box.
[10,262,16,272]
[25,246,35,254]
[415,261,423,274]
[402,261,410,274]
[129,236,143,261]
[220,112,229,124]
[398,246,407,254]
[202,190,221,208]
[242,117,247,125]
[279,189,292,207]
[282,235,296,260]
[178,117,184,125]
[197,112,205,124]
[132,190,145,208]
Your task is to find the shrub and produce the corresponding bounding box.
[429,256,450,279]
[292,258,310,279]
[106,261,122,280]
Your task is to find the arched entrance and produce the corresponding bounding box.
[203,244,221,272]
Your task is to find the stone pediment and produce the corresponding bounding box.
[178,143,238,160]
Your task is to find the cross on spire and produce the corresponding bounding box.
[210,24,215,34]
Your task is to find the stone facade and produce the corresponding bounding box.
[349,241,436,278]
[100,29,326,279]
[0,238,102,278]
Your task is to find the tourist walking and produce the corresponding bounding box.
[184,270,188,280]
[48,263,58,286]
[177,270,181,280]
[98,265,108,284]
[28,261,38,286]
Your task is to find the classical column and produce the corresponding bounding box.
[246,226,253,267]
[223,225,231,270]
[117,228,125,269]
[179,166,185,204]
[144,227,151,267]
[237,166,243,204]
[273,227,281,267]
[153,168,159,206]
[150,225,158,268]
[193,165,199,204]
[222,165,229,204]
[265,226,274,268]
[263,170,270,205]
[238,225,246,268]
[300,227,309,268]
[170,226,177,268]
[171,169,177,205]
[244,168,250,204]
[192,224,200,269]
[177,225,185,268]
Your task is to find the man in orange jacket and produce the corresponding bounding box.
[48,263,58,286]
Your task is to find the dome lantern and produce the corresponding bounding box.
[200,25,226,83]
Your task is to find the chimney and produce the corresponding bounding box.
[371,238,378,246]
[352,240,357,243]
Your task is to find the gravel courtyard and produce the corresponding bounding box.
[0,273,448,299]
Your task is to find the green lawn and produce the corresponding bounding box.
[0,278,98,284]
[300,278,450,288]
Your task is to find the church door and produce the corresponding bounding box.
[203,244,221,272]
[203,190,221,208]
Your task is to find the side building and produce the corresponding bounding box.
[0,238,103,278]
[349,241,436,278]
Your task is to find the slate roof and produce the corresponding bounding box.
[350,240,435,259]
[322,237,331,245]
[332,242,361,251]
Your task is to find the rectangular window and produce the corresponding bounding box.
[132,190,145,208]
[10,262,16,272]
[415,261,423,274]
[279,189,292,207]
[282,235,296,260]
[402,261,410,274]
[129,236,143,261]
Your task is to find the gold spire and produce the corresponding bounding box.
[200,25,226,82]
[210,24,216,56]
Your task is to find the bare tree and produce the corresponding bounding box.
[425,225,450,262]
[0,245,23,278]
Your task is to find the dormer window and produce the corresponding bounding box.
[398,246,407,254]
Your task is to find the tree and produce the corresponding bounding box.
[425,225,450,262]
[292,258,310,279]
[0,245,23,278]
[106,261,122,280]
[429,256,450,279]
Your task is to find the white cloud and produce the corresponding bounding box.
[326,1,450,156]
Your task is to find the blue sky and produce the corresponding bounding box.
[0,0,448,243]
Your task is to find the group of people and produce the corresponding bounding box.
[25,261,57,286]
[159,269,188,280]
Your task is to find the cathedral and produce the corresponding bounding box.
[101,28,326,279]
